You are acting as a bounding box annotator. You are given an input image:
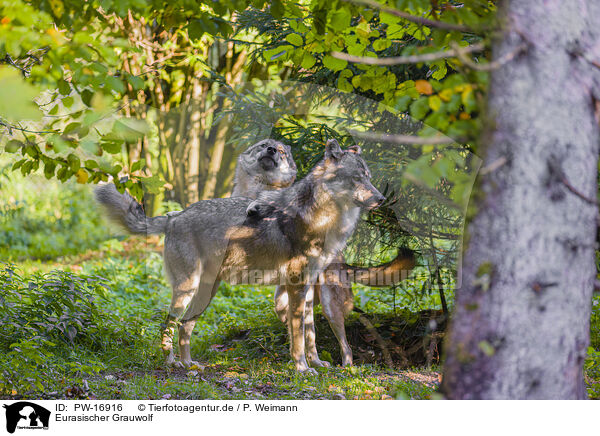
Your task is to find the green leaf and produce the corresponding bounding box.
[100,140,123,154]
[126,74,145,91]
[285,33,304,47]
[106,76,125,94]
[67,153,80,172]
[322,55,347,72]
[187,20,204,40]
[410,98,430,119]
[301,53,316,69]
[270,0,284,19]
[63,122,81,135]
[81,89,94,106]
[373,39,391,51]
[58,79,70,95]
[131,160,144,172]
[329,9,351,31]
[4,139,22,153]
[141,174,165,195]
[263,45,292,62]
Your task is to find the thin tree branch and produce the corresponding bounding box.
[332,42,485,66]
[342,0,475,33]
[0,118,57,135]
[479,156,507,175]
[548,156,598,206]
[348,129,462,145]
[451,41,527,71]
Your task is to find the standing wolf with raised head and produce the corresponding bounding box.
[96,139,384,373]
[231,139,297,198]
[233,140,415,366]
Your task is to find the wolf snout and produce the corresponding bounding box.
[267,146,277,155]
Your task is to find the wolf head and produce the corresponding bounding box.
[321,139,385,210]
[233,139,297,197]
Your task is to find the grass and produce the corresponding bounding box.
[0,242,443,400]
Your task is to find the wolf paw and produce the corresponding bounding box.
[167,359,199,369]
[309,359,331,368]
[182,360,200,369]
[300,367,318,376]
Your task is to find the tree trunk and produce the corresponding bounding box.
[185,79,203,204]
[442,0,600,399]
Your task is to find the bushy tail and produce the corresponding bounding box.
[94,184,167,235]
[344,247,416,287]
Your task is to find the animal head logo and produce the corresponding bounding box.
[3,402,50,434]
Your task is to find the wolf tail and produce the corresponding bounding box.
[94,184,167,235]
[344,247,416,287]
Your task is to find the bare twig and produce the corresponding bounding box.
[0,118,57,135]
[479,156,507,175]
[348,129,462,145]
[560,175,598,206]
[342,0,475,33]
[548,156,598,206]
[358,314,394,368]
[451,41,527,71]
[332,42,485,66]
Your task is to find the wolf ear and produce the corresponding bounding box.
[347,145,361,155]
[325,139,343,160]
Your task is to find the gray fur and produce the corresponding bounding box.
[95,139,384,373]
[95,184,168,235]
[235,140,414,367]
[231,139,297,198]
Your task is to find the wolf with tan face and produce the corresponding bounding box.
[234,140,415,367]
[96,139,386,373]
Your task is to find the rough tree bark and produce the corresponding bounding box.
[442,0,600,399]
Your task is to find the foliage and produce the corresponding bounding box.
[0,263,141,392]
[0,160,109,260]
[0,254,441,399]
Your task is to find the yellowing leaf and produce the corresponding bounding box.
[439,88,453,102]
[75,168,89,184]
[415,80,433,95]
[428,95,442,111]
[48,0,64,18]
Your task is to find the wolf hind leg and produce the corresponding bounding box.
[320,284,353,366]
[161,259,202,367]
[176,280,220,368]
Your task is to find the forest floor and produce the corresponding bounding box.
[2,236,599,400]
[1,237,446,400]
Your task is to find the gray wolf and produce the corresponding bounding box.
[231,138,297,198]
[232,141,415,366]
[95,139,384,374]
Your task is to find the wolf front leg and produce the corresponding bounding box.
[304,283,331,368]
[286,284,317,375]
